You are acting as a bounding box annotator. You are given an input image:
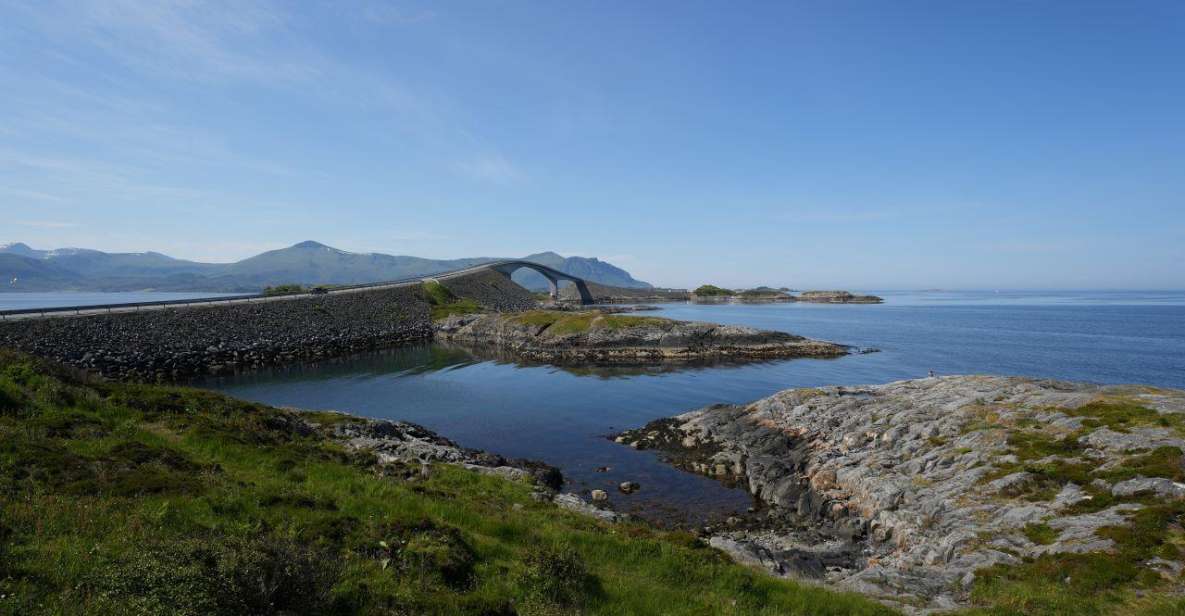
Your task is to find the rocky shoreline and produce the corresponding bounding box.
[613,376,1185,613]
[322,411,628,523]
[434,310,849,364]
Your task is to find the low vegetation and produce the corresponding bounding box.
[692,284,733,297]
[738,287,789,298]
[262,284,337,297]
[422,280,483,321]
[964,400,1185,615]
[262,283,307,296]
[968,496,1185,616]
[0,350,894,615]
[1065,400,1184,433]
[511,310,673,336]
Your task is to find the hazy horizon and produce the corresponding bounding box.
[2,2,1182,290]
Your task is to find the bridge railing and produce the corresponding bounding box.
[0,274,436,319]
[0,293,263,319]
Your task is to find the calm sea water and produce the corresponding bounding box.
[86,290,1185,525]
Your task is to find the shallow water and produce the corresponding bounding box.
[198,290,1185,526]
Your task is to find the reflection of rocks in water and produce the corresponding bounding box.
[431,341,827,379]
[193,342,480,384]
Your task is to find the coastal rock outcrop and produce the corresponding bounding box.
[332,415,563,491]
[793,290,883,304]
[613,376,1185,612]
[435,310,848,364]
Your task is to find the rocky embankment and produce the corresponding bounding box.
[793,291,883,304]
[614,376,1185,612]
[559,280,691,304]
[437,269,537,311]
[434,310,848,364]
[0,285,434,381]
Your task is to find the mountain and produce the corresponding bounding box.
[0,243,46,259]
[0,241,652,292]
[0,254,83,290]
[217,241,492,287]
[512,252,650,290]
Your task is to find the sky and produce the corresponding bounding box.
[1,1,1183,289]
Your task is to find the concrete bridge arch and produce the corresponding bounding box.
[488,260,594,304]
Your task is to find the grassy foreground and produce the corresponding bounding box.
[0,350,894,615]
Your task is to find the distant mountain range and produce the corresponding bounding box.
[0,241,651,293]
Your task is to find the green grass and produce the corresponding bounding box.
[510,311,674,336]
[0,350,895,616]
[422,280,484,321]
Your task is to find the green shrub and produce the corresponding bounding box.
[262,284,305,297]
[359,519,476,590]
[1008,430,1083,461]
[516,545,599,607]
[1065,401,1178,432]
[1023,523,1058,545]
[87,540,223,616]
[0,377,24,414]
[1097,446,1185,482]
[87,533,343,616]
[423,281,484,320]
[692,284,733,296]
[213,533,343,614]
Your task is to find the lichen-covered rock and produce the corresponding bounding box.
[435,310,848,364]
[613,376,1185,612]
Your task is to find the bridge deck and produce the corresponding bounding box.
[0,259,587,320]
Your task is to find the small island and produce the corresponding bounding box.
[793,290,883,304]
[434,309,848,364]
[690,285,883,304]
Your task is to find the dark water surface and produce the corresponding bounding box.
[199,290,1185,526]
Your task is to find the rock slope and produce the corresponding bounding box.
[435,310,848,364]
[614,376,1185,612]
[0,285,433,381]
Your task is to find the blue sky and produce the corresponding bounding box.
[1,1,1182,289]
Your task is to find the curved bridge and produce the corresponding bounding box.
[438,259,593,304]
[0,259,593,320]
